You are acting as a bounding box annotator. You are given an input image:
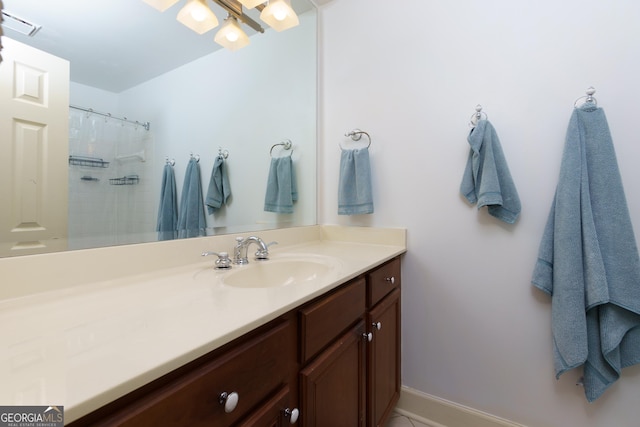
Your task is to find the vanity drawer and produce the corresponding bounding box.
[368,257,401,308]
[299,277,366,364]
[88,318,295,427]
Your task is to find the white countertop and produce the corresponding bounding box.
[0,225,406,423]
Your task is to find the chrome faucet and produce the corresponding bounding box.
[233,236,276,264]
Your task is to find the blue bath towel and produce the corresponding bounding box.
[338,147,374,215]
[156,164,178,241]
[206,156,231,214]
[460,119,521,224]
[532,103,640,402]
[177,158,206,238]
[264,156,298,214]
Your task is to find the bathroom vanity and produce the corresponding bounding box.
[0,226,405,426]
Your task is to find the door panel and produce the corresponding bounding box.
[0,37,69,256]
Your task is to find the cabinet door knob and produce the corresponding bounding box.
[219,391,239,413]
[372,321,382,331]
[385,276,395,285]
[284,407,300,424]
[363,332,373,342]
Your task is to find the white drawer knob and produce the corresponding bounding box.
[219,391,239,413]
[385,276,395,285]
[284,407,299,424]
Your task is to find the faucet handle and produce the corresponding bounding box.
[202,251,232,269]
[255,242,277,261]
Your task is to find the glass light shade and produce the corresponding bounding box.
[215,16,250,51]
[237,0,265,9]
[142,0,181,12]
[260,0,299,32]
[176,0,219,34]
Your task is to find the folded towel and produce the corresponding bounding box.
[338,147,374,215]
[177,158,207,238]
[460,119,521,224]
[206,156,231,214]
[264,156,298,214]
[156,164,178,241]
[532,103,640,402]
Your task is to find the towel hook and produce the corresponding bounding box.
[218,147,229,160]
[190,152,200,163]
[270,139,293,157]
[574,86,598,108]
[469,104,488,127]
[165,157,175,166]
[341,129,371,149]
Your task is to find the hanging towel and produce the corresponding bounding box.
[264,156,298,214]
[205,156,231,214]
[156,164,178,241]
[177,158,207,238]
[460,119,521,224]
[338,147,374,215]
[531,103,640,402]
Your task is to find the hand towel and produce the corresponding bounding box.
[460,119,521,224]
[206,156,231,214]
[531,103,640,402]
[264,156,298,214]
[156,164,178,241]
[338,147,374,215]
[177,158,207,238]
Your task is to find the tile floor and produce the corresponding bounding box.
[385,412,431,427]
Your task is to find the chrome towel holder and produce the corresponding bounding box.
[342,129,372,149]
[270,139,293,157]
[469,104,488,127]
[574,86,598,107]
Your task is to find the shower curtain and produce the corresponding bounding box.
[68,108,155,250]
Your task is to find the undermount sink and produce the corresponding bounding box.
[197,254,342,289]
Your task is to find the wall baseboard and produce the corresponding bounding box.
[394,386,528,427]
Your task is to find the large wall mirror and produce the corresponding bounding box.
[0,0,317,257]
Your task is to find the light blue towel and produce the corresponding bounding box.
[460,119,521,224]
[532,103,640,402]
[177,158,206,238]
[264,156,298,214]
[338,147,374,215]
[156,164,178,241]
[206,156,231,214]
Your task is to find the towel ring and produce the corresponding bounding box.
[270,139,293,157]
[574,86,597,108]
[469,104,488,127]
[341,129,371,149]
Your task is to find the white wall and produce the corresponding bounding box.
[319,1,640,426]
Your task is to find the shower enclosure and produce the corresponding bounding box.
[67,107,156,250]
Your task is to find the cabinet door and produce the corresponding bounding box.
[367,289,401,427]
[300,321,366,427]
[238,386,296,427]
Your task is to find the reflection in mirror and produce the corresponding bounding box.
[0,0,317,258]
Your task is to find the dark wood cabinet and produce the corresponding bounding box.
[299,257,402,427]
[68,256,402,427]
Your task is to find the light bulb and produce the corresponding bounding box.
[226,32,239,42]
[273,7,287,21]
[191,9,207,21]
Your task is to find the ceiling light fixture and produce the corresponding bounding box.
[176,0,219,34]
[259,0,299,32]
[141,0,299,51]
[214,15,250,51]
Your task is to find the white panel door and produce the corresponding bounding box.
[0,37,69,257]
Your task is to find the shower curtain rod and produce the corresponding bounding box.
[69,104,150,131]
